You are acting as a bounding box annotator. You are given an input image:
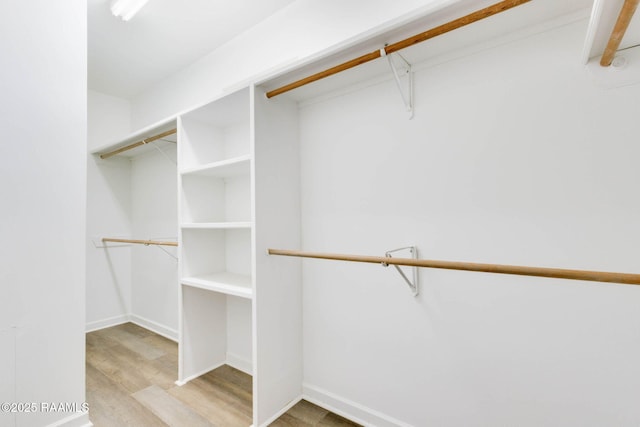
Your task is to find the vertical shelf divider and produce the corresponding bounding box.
[252,85,302,426]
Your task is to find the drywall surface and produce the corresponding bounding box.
[130,0,453,129]
[0,1,88,426]
[130,148,179,338]
[88,90,132,151]
[86,91,133,331]
[299,21,640,426]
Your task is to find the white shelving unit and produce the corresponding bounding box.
[178,87,254,389]
[177,85,301,426]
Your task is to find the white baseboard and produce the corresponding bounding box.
[85,315,129,333]
[86,314,178,342]
[46,412,92,427]
[257,395,302,427]
[303,383,412,427]
[129,314,178,342]
[226,352,253,376]
[175,361,226,386]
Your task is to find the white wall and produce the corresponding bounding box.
[299,20,640,427]
[129,0,454,129]
[130,147,179,338]
[86,91,133,331]
[88,90,131,151]
[0,1,88,426]
[86,91,180,339]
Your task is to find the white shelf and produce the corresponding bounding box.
[182,272,253,299]
[91,116,177,158]
[181,222,252,229]
[180,155,250,177]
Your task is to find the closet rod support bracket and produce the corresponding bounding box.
[382,246,419,296]
[384,49,414,119]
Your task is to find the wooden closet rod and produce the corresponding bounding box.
[102,238,178,247]
[268,249,640,285]
[265,0,531,98]
[99,128,177,159]
[600,0,640,66]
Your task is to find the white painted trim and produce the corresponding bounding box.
[86,314,178,342]
[303,383,412,427]
[85,315,129,333]
[45,412,92,427]
[226,352,253,376]
[175,361,225,386]
[256,395,303,427]
[129,314,178,342]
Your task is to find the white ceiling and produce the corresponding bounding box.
[88,0,297,99]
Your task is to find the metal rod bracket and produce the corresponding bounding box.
[386,51,414,119]
[382,246,419,296]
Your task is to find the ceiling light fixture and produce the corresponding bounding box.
[110,0,150,21]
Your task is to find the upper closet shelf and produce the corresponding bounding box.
[179,154,250,177]
[92,116,177,159]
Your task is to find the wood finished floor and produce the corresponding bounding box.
[87,323,361,427]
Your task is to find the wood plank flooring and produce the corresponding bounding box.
[87,323,361,427]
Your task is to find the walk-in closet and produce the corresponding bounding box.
[4,0,640,426]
